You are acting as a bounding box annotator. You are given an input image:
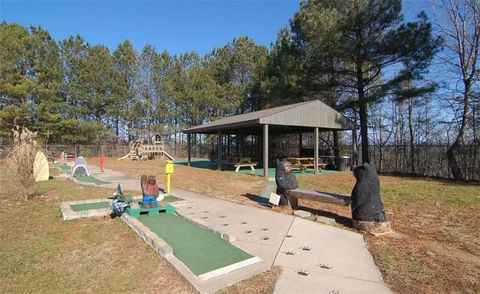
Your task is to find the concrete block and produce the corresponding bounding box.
[316,216,337,225]
[293,210,312,218]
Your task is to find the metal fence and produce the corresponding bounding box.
[1,143,478,181]
[368,144,480,181]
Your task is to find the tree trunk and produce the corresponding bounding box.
[408,97,415,174]
[359,101,369,164]
[447,82,472,180]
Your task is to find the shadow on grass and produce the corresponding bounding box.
[242,192,353,228]
[242,193,271,206]
[299,205,353,228]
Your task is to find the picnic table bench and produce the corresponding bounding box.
[220,157,258,172]
[288,157,329,172]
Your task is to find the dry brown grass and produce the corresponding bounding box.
[0,162,281,293]
[99,157,266,205]
[0,164,195,293]
[218,266,282,294]
[5,143,40,200]
[99,157,480,293]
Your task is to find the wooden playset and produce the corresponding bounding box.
[117,134,175,161]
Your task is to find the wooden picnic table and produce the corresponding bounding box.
[220,156,258,172]
[288,157,329,172]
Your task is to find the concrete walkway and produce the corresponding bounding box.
[83,165,391,293]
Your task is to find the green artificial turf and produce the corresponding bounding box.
[54,163,71,171]
[174,159,338,177]
[163,195,182,202]
[74,176,111,185]
[70,201,111,212]
[237,167,338,177]
[138,214,253,275]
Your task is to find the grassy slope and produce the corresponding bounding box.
[100,157,480,293]
[0,164,195,293]
[0,163,280,294]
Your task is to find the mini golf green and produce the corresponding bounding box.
[70,201,111,212]
[75,176,111,185]
[55,163,71,171]
[138,214,253,275]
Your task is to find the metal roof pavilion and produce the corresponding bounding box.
[183,100,354,178]
[184,100,354,135]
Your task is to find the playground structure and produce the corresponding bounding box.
[117,134,175,161]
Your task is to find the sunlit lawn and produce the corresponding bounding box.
[0,163,279,293]
[100,157,480,293]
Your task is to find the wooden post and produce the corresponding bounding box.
[263,124,269,178]
[217,131,222,170]
[314,127,319,174]
[298,132,302,157]
[187,133,191,167]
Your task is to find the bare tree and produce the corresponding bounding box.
[435,0,480,180]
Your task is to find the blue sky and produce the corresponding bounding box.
[0,0,431,55]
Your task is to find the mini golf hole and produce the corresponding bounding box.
[262,236,270,240]
[222,223,229,226]
[296,270,309,276]
[300,246,311,251]
[245,230,252,234]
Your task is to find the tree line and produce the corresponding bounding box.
[1,0,479,180]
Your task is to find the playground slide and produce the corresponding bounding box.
[163,151,175,161]
[117,152,132,161]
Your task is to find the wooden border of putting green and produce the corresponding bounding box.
[120,210,261,289]
[60,199,112,220]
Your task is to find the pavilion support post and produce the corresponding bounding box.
[187,133,191,167]
[239,135,243,157]
[217,131,222,170]
[333,130,340,168]
[263,124,269,178]
[298,132,302,157]
[314,127,319,174]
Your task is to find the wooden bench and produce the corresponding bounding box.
[285,188,351,210]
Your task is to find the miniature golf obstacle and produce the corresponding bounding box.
[33,150,49,182]
[275,158,351,209]
[71,156,90,177]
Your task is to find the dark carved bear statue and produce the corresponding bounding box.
[275,159,298,205]
[351,163,391,234]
